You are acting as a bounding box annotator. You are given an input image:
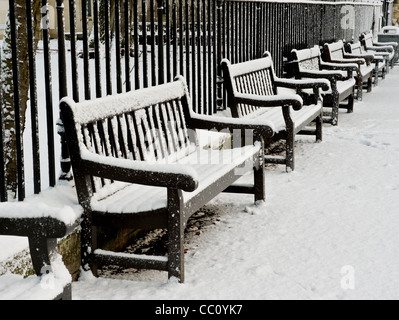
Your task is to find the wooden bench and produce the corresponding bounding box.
[346,41,386,86]
[290,45,357,126]
[324,40,374,101]
[221,53,330,172]
[0,203,77,300]
[60,76,268,283]
[360,31,397,73]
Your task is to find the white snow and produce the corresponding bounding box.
[1,52,399,300]
[0,253,71,300]
[71,66,399,300]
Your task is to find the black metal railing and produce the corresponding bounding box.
[0,0,383,201]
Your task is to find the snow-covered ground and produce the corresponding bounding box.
[1,63,399,300]
[72,67,399,300]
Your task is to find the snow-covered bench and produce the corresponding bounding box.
[324,40,374,101]
[360,31,397,72]
[290,45,357,126]
[60,76,268,283]
[221,53,329,172]
[0,201,79,300]
[346,41,386,86]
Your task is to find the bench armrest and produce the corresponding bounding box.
[320,61,358,72]
[274,78,330,91]
[0,216,74,238]
[0,203,79,237]
[372,55,385,62]
[345,53,374,61]
[190,113,275,139]
[79,150,199,192]
[373,41,398,48]
[297,70,344,82]
[330,57,365,65]
[366,45,393,52]
[344,53,372,65]
[233,92,303,111]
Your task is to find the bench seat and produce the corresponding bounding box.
[236,103,323,136]
[91,145,260,215]
[300,76,355,97]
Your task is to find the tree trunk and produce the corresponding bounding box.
[1,0,42,199]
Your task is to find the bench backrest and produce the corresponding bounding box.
[349,41,362,55]
[362,31,374,48]
[221,53,277,118]
[324,40,345,61]
[291,45,322,73]
[60,77,196,204]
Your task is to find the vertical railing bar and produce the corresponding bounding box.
[0,48,5,201]
[142,0,148,88]
[157,0,165,85]
[221,0,226,59]
[234,2,238,63]
[26,0,41,195]
[179,0,184,76]
[240,2,244,62]
[104,0,112,95]
[185,0,190,91]
[69,0,79,102]
[57,0,71,180]
[207,0,212,114]
[9,0,24,200]
[216,0,223,111]
[212,0,220,113]
[165,0,172,83]
[196,0,202,113]
[226,1,230,61]
[150,0,157,86]
[252,2,256,59]
[93,0,102,98]
[42,0,56,189]
[262,3,266,54]
[133,0,140,89]
[229,1,234,63]
[282,3,292,63]
[280,3,285,75]
[221,0,226,109]
[172,0,178,78]
[259,2,263,56]
[191,0,196,112]
[254,2,257,57]
[246,2,250,61]
[124,0,132,92]
[82,0,91,100]
[202,0,207,115]
[242,2,246,61]
[115,0,123,94]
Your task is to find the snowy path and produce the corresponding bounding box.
[72,67,399,300]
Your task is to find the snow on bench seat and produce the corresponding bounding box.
[90,145,260,214]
